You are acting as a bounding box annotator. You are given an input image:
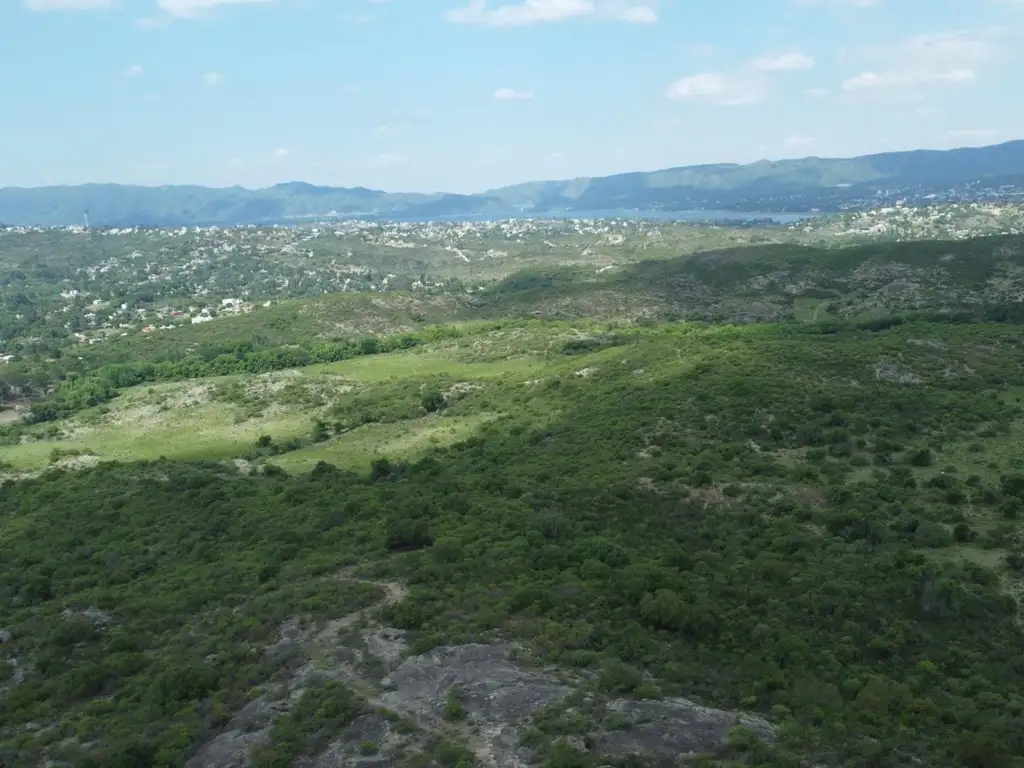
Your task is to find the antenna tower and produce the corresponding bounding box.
[83,209,90,229]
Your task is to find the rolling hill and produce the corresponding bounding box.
[3,232,1024,766]
[1,140,1023,226]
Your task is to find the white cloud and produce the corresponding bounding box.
[784,136,817,150]
[156,0,273,19]
[666,49,813,106]
[493,87,534,100]
[665,72,763,106]
[750,52,815,71]
[125,64,144,77]
[22,0,114,8]
[377,153,406,165]
[203,71,224,85]
[272,147,291,160]
[443,0,657,26]
[804,86,829,97]
[791,0,881,8]
[842,30,994,91]
[843,67,974,89]
[896,31,993,67]
[939,128,998,144]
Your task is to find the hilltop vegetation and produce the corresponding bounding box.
[3,317,1024,767]
[3,140,1024,225]
[0,216,793,376]
[3,205,1022,400]
[4,230,1023,423]
[2,225,1024,767]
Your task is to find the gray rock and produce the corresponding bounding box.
[307,713,395,768]
[60,607,113,627]
[0,628,11,643]
[184,727,269,768]
[380,644,570,725]
[872,361,923,384]
[596,697,775,760]
[362,628,407,671]
[232,696,291,732]
[378,643,571,766]
[907,338,946,351]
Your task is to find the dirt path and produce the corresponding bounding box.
[311,575,508,766]
[811,299,829,322]
[314,574,409,638]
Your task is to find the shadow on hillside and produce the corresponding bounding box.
[472,234,1024,323]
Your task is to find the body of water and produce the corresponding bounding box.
[376,209,820,225]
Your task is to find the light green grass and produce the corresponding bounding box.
[792,298,832,322]
[0,398,313,472]
[273,413,498,473]
[305,351,543,381]
[925,422,1024,483]
[929,545,1009,569]
[0,344,539,474]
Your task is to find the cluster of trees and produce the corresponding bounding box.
[2,319,1024,766]
[8,324,477,425]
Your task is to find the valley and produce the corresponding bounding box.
[2,215,1024,768]
[9,2,1024,764]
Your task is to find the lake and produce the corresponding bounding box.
[379,209,819,225]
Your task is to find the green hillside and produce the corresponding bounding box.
[2,234,1024,767]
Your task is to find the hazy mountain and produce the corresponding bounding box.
[2,140,1022,226]
[486,140,1024,212]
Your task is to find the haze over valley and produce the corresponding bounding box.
[3,2,1024,767]
[3,140,1024,227]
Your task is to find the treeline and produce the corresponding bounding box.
[4,314,1024,765]
[21,324,476,423]
[7,302,1024,427]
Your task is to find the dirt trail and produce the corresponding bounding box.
[325,573,409,632]
[313,574,513,766]
[189,570,774,767]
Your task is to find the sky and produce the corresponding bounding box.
[1,0,1022,193]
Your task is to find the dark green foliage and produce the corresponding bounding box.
[19,325,467,423]
[385,518,434,552]
[443,686,467,721]
[421,389,447,413]
[909,447,934,467]
[250,681,363,768]
[3,317,1024,767]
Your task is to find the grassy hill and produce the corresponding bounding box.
[3,140,1023,225]
[2,234,1024,767]
[2,234,1022,424]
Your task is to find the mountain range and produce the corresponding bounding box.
[3,140,1023,227]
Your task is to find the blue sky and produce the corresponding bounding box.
[1,0,1022,192]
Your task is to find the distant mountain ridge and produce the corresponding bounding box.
[3,140,1023,226]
